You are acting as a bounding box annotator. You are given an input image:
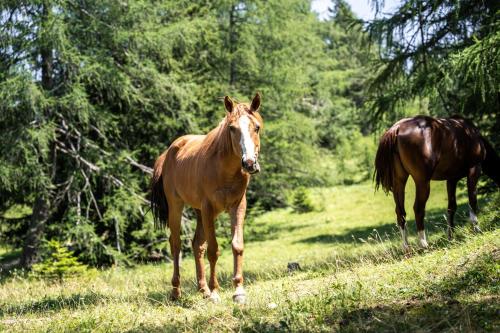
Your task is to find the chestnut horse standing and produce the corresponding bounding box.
[375,115,499,250]
[150,93,262,304]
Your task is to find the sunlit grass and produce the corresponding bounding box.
[0,182,498,332]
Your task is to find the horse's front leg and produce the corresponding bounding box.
[467,164,482,233]
[229,195,247,304]
[201,202,221,302]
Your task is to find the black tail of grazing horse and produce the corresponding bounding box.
[481,136,500,186]
[150,152,168,229]
[374,126,399,193]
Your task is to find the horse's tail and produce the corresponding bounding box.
[150,151,169,229]
[481,136,500,186]
[374,125,399,193]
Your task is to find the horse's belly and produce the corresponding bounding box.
[431,162,467,180]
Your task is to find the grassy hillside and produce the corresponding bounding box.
[0,181,498,332]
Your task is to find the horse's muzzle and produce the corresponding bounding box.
[242,158,260,174]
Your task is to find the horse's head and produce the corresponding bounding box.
[224,93,263,174]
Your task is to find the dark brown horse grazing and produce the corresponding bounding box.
[150,93,262,304]
[375,115,499,250]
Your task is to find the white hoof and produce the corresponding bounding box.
[418,230,428,249]
[447,227,453,240]
[233,293,246,304]
[419,239,429,248]
[209,291,221,303]
[233,286,246,304]
[473,225,482,233]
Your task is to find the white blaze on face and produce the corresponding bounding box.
[238,115,255,162]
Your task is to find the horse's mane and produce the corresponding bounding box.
[201,103,261,156]
[201,117,233,156]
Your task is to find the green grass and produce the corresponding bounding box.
[0,181,498,332]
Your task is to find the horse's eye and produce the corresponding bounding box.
[255,125,260,133]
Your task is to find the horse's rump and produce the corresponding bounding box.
[374,124,399,193]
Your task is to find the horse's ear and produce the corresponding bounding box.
[251,92,261,112]
[224,96,234,113]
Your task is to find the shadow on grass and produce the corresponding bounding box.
[125,324,179,333]
[1,289,200,318]
[0,249,22,281]
[0,291,108,317]
[331,298,498,333]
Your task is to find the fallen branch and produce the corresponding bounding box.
[80,169,103,221]
[125,156,153,175]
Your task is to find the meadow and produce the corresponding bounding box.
[1,181,498,332]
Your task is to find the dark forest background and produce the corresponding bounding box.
[1,0,498,267]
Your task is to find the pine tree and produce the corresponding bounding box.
[0,0,377,265]
[32,240,87,281]
[366,0,500,136]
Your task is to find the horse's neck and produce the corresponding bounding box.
[204,125,244,176]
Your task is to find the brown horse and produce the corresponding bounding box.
[150,93,262,304]
[375,115,499,250]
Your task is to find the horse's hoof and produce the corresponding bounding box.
[473,226,482,233]
[209,291,221,303]
[419,240,429,249]
[200,288,211,298]
[447,227,454,240]
[233,293,246,305]
[170,288,181,301]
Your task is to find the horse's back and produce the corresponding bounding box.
[396,116,484,181]
[163,134,206,175]
[168,134,204,152]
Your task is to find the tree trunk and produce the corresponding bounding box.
[21,196,50,267]
[229,4,237,86]
[20,1,54,268]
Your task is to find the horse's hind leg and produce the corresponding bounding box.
[414,179,430,248]
[192,209,210,298]
[168,200,184,300]
[467,164,482,233]
[446,179,459,240]
[393,156,409,251]
[201,202,221,302]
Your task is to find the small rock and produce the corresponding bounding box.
[287,262,301,273]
